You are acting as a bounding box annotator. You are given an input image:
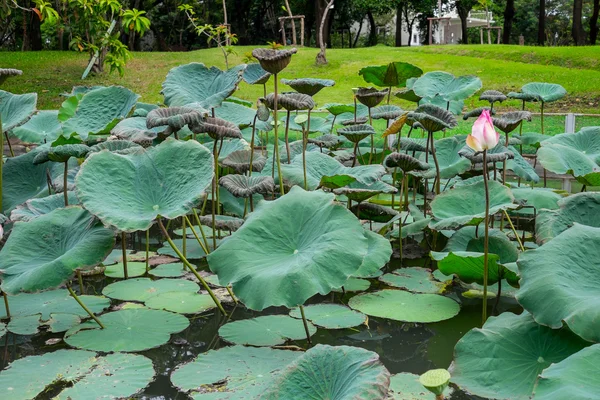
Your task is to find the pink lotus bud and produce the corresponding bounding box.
[466,109,499,151]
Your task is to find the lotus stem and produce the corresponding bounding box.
[67,283,105,329]
[353,96,357,123]
[182,216,188,260]
[211,140,218,249]
[423,133,430,218]
[368,107,374,164]
[387,87,392,104]
[391,168,398,210]
[494,277,502,313]
[298,305,312,345]
[192,208,211,253]
[331,115,337,133]
[157,218,227,316]
[429,132,441,195]
[284,110,291,164]
[0,115,3,212]
[540,101,545,135]
[4,132,13,157]
[77,269,85,295]
[145,229,150,273]
[273,73,285,196]
[249,114,258,178]
[502,210,525,252]
[121,232,129,279]
[351,142,359,167]
[184,215,209,255]
[302,110,311,190]
[399,175,405,261]
[2,291,10,319]
[62,162,69,206]
[226,286,238,304]
[482,149,490,325]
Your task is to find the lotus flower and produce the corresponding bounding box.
[466,109,499,152]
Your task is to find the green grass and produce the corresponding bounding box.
[2,45,600,114]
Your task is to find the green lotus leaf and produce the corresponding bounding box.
[507,91,539,102]
[413,71,482,102]
[388,372,453,400]
[493,111,532,134]
[207,187,368,310]
[517,224,600,342]
[252,47,297,74]
[323,103,355,116]
[0,207,114,294]
[6,312,82,334]
[521,82,567,103]
[379,267,444,294]
[506,145,540,183]
[33,143,90,164]
[219,315,316,346]
[0,90,37,132]
[337,123,375,143]
[104,261,147,278]
[158,237,213,259]
[479,89,506,104]
[262,344,390,400]
[462,106,493,120]
[132,101,158,117]
[162,63,245,108]
[431,227,519,286]
[371,104,403,120]
[308,134,343,148]
[408,104,458,133]
[430,180,517,230]
[76,139,213,232]
[0,350,155,400]
[333,180,397,203]
[220,174,274,198]
[535,192,600,244]
[281,78,335,96]
[281,151,385,190]
[195,116,243,140]
[450,311,588,400]
[333,276,371,292]
[352,202,399,223]
[397,137,430,152]
[10,192,79,222]
[395,87,422,103]
[221,149,266,173]
[102,277,199,302]
[289,303,366,329]
[87,139,142,156]
[359,62,423,88]
[384,152,430,173]
[146,106,205,137]
[60,86,139,140]
[64,308,189,352]
[214,101,256,128]
[419,369,451,396]
[349,289,460,323]
[412,137,471,179]
[510,187,562,217]
[145,292,215,314]
[149,262,186,278]
[243,63,271,85]
[111,117,161,146]
[10,110,61,143]
[459,142,514,163]
[535,344,600,399]
[171,345,300,398]
[355,87,389,108]
[102,248,133,265]
[352,230,392,278]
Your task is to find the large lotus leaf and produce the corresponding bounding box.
[219,315,317,346]
[102,277,200,302]
[10,192,79,222]
[0,289,109,320]
[145,292,215,314]
[88,140,142,156]
[214,101,257,128]
[10,110,61,143]
[61,86,139,139]
[517,224,600,342]
[281,152,386,190]
[171,345,300,399]
[413,71,482,102]
[243,63,271,85]
[352,230,392,278]
[289,304,366,329]
[379,267,444,294]
[0,350,155,400]
[0,207,115,294]
[419,95,464,115]
[535,344,600,399]
[535,192,600,244]
[111,117,162,145]
[64,308,189,352]
[207,187,368,310]
[262,344,390,400]
[506,145,540,183]
[0,90,37,132]
[281,78,335,96]
[359,62,423,88]
[252,48,297,74]
[76,139,213,232]
[510,187,562,216]
[521,82,567,103]
[412,137,470,179]
[430,180,517,230]
[507,91,539,102]
[388,372,453,400]
[348,289,460,323]
[449,311,588,400]
[162,63,245,108]
[158,237,213,259]
[431,227,519,286]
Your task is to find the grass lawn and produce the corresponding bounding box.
[2,45,599,115]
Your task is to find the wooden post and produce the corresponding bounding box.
[480,28,484,44]
[300,17,305,46]
[428,19,432,45]
[497,28,501,44]
[280,19,286,45]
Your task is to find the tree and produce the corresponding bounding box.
[538,0,545,45]
[122,8,151,50]
[316,0,334,64]
[503,0,515,44]
[455,0,478,44]
[572,0,585,45]
[591,0,600,44]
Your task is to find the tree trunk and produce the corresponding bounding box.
[283,0,297,45]
[456,4,470,44]
[352,20,362,47]
[538,0,545,45]
[316,0,334,64]
[591,0,600,44]
[395,4,403,46]
[503,0,515,44]
[222,0,229,45]
[315,0,332,49]
[366,10,377,46]
[572,0,585,45]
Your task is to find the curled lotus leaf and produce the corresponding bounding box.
[221,149,267,173]
[219,174,274,198]
[33,144,91,164]
[371,104,403,120]
[351,202,399,223]
[459,142,514,163]
[10,192,80,222]
[397,137,430,153]
[111,117,161,147]
[333,180,397,203]
[507,91,539,102]
[263,344,390,400]
[281,78,335,96]
[261,93,283,110]
[10,110,61,144]
[243,63,271,85]
[257,101,271,122]
[462,106,493,120]
[207,186,369,310]
[0,68,22,85]
[132,102,158,117]
[407,104,457,133]
[384,152,431,173]
[0,90,37,132]
[521,82,567,103]
[0,207,115,294]
[76,139,214,232]
[146,106,205,133]
[517,224,600,342]
[88,140,142,156]
[161,63,245,108]
[413,71,482,102]
[493,111,532,134]
[285,115,331,135]
[193,116,243,140]
[479,89,507,103]
[382,113,409,138]
[277,92,315,111]
[341,116,369,126]
[198,214,245,231]
[308,134,343,148]
[352,229,393,278]
[337,124,376,143]
[252,48,297,74]
[323,103,355,116]
[355,87,389,108]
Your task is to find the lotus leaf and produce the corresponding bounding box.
[102,277,199,302]
[349,289,460,323]
[506,145,540,182]
[111,117,162,145]
[146,106,205,136]
[10,110,61,143]
[171,345,299,398]
[252,48,297,74]
[384,152,430,172]
[352,229,392,278]
[397,137,430,152]
[388,372,452,400]
[0,90,37,132]
[535,192,600,243]
[379,267,444,294]
[333,277,371,292]
[507,91,539,102]
[289,303,366,329]
[215,101,257,128]
[220,174,274,198]
[33,144,90,164]
[355,87,389,108]
[149,262,186,277]
[323,103,355,116]
[10,192,79,222]
[76,139,213,232]
[284,116,332,135]
[408,104,457,132]
[359,62,423,88]
[87,140,142,156]
[352,202,399,223]
[7,314,45,335]
[371,104,403,120]
[413,71,482,102]
[521,82,567,103]
[337,124,375,143]
[162,63,245,108]
[64,308,189,352]
[243,63,271,85]
[219,315,316,346]
[221,149,266,173]
[207,187,368,310]
[462,106,492,120]
[308,134,343,148]
[281,78,335,96]
[450,311,588,399]
[493,111,532,134]
[104,261,147,278]
[510,187,562,216]
[0,350,154,400]
[479,90,506,103]
[333,180,397,203]
[0,207,114,294]
[145,292,215,314]
[412,137,471,179]
[158,237,213,259]
[132,101,158,117]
